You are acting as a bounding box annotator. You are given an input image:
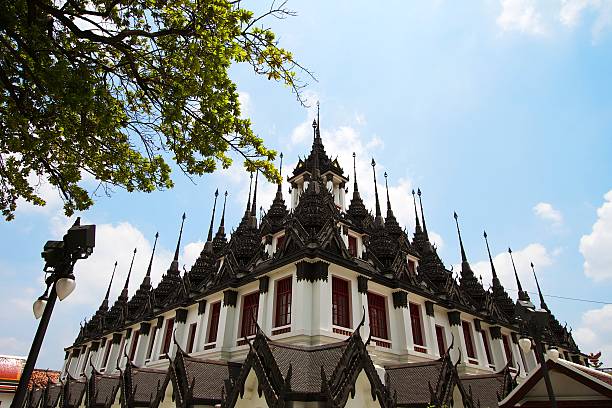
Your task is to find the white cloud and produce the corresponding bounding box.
[0,337,27,356]
[469,243,555,293]
[573,304,612,365]
[560,0,612,40]
[238,91,251,118]
[429,232,445,251]
[579,190,612,281]
[533,202,564,226]
[497,0,547,35]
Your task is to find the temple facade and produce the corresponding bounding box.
[29,117,592,408]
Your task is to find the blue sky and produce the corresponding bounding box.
[1,0,612,369]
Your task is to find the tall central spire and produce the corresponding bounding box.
[251,171,258,216]
[412,189,422,234]
[171,213,186,272]
[121,248,137,299]
[100,261,117,310]
[207,189,219,243]
[371,158,382,225]
[454,212,468,264]
[353,152,359,193]
[143,233,158,287]
[508,247,530,301]
[418,188,429,239]
[483,231,500,287]
[384,172,392,213]
[245,172,253,217]
[532,262,549,311]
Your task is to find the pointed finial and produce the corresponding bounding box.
[245,172,253,214]
[251,171,258,217]
[352,152,359,192]
[371,158,382,222]
[531,262,549,311]
[144,233,159,284]
[173,213,186,264]
[483,231,499,284]
[277,153,284,193]
[219,191,228,231]
[412,189,422,233]
[384,172,392,212]
[508,247,530,301]
[453,212,467,263]
[122,248,137,297]
[207,189,219,242]
[102,261,118,308]
[418,188,429,238]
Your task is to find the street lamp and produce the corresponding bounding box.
[515,298,558,408]
[10,218,95,408]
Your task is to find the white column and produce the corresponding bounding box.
[218,291,237,349]
[473,320,489,369]
[193,301,208,352]
[316,278,332,334]
[489,327,507,371]
[67,349,80,377]
[171,309,188,357]
[258,278,269,334]
[106,333,123,373]
[391,293,410,353]
[523,346,538,373]
[293,276,312,336]
[447,311,467,365]
[423,302,437,356]
[134,323,151,366]
[511,336,526,376]
[358,277,370,340]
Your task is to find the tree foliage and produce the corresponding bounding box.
[0,0,310,220]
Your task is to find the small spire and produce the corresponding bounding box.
[121,248,137,297]
[412,189,422,233]
[371,158,382,224]
[102,261,117,309]
[483,231,500,286]
[531,262,549,311]
[315,101,321,141]
[418,188,429,238]
[172,213,186,271]
[207,189,219,242]
[277,153,284,193]
[508,247,530,301]
[251,171,258,216]
[453,212,467,263]
[245,172,253,215]
[218,191,228,233]
[144,233,159,286]
[352,152,359,193]
[384,172,392,212]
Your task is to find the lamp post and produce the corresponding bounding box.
[515,298,557,408]
[11,218,95,408]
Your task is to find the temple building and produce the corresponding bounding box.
[25,116,607,408]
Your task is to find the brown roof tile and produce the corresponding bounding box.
[385,360,444,406]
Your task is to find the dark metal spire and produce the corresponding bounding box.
[121,248,137,298]
[483,231,500,286]
[218,191,227,233]
[171,213,186,272]
[353,152,359,192]
[207,189,219,242]
[143,232,159,286]
[454,212,468,263]
[251,171,259,215]
[315,101,321,141]
[412,189,422,234]
[532,262,549,311]
[101,261,117,309]
[508,247,530,301]
[277,153,284,193]
[418,188,429,238]
[371,158,382,224]
[384,172,392,213]
[245,172,253,215]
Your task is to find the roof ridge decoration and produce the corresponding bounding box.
[454,212,487,310]
[531,262,549,311]
[346,152,369,229]
[103,249,137,331]
[383,172,402,239]
[261,154,289,235]
[125,233,158,323]
[484,231,515,320]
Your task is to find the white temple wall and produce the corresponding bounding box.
[343,371,382,408]
[233,369,269,408]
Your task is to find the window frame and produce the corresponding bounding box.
[481,329,493,366]
[347,235,358,257]
[367,291,389,340]
[332,276,351,329]
[129,330,140,362]
[186,323,197,353]
[462,320,477,360]
[101,338,111,370]
[146,326,157,361]
[161,318,175,356]
[409,302,425,347]
[435,325,446,356]
[240,291,260,338]
[207,301,222,344]
[502,334,515,368]
[274,276,293,328]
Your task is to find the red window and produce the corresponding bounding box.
[348,236,357,257]
[409,303,424,346]
[275,277,292,327]
[408,259,416,274]
[276,234,285,250]
[186,323,197,353]
[207,302,221,343]
[481,330,493,365]
[129,330,140,361]
[435,325,446,356]
[146,326,157,360]
[161,318,174,355]
[462,321,476,359]
[367,292,388,340]
[332,277,350,328]
[101,339,112,369]
[240,292,260,338]
[502,335,515,367]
